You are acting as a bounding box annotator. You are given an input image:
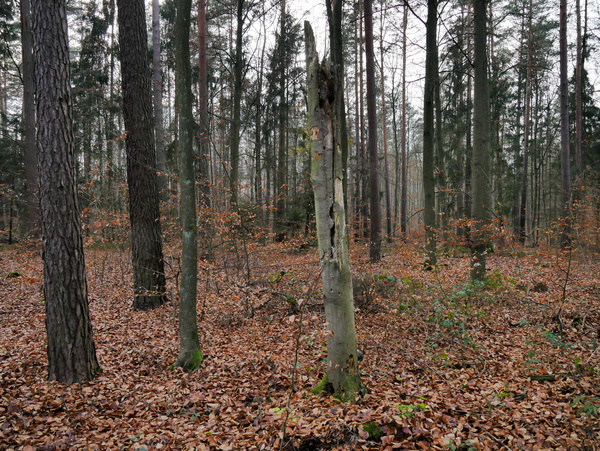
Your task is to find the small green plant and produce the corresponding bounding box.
[571,395,600,418]
[524,349,540,370]
[395,400,427,418]
[362,421,383,439]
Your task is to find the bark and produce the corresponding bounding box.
[197,0,212,257]
[379,29,392,241]
[153,0,167,196]
[229,0,244,208]
[519,0,533,244]
[575,0,582,187]
[21,0,39,238]
[401,4,408,238]
[305,22,362,400]
[325,0,349,209]
[274,0,288,240]
[32,0,100,384]
[423,0,437,266]
[117,0,167,310]
[364,0,381,263]
[559,0,570,246]
[175,0,202,370]
[470,0,492,281]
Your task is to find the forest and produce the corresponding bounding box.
[0,0,599,449]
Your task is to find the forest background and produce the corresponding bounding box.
[1,0,600,449]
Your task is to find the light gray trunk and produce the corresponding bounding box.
[305,22,361,401]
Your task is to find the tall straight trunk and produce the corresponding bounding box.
[575,0,582,187]
[423,0,437,266]
[359,0,368,238]
[106,4,116,207]
[519,0,533,244]
[229,0,244,208]
[21,0,39,238]
[305,22,362,400]
[464,0,472,234]
[152,0,167,195]
[470,0,492,281]
[379,25,392,241]
[559,0,570,245]
[353,5,360,228]
[174,0,203,370]
[401,4,408,238]
[274,0,287,240]
[197,0,212,258]
[364,0,381,262]
[32,0,100,384]
[117,0,167,310]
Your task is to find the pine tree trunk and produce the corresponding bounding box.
[305,22,362,400]
[21,0,39,239]
[32,0,100,384]
[117,0,167,310]
[229,0,244,208]
[401,4,408,238]
[379,32,392,241]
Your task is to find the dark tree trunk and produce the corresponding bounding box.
[175,0,203,370]
[423,0,437,266]
[117,0,167,310]
[559,0,570,246]
[364,0,381,263]
[21,0,39,239]
[32,0,100,384]
[229,0,244,208]
[197,0,212,258]
[152,0,167,196]
[470,0,492,281]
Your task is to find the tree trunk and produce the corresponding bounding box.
[229,0,244,208]
[364,0,381,263]
[117,0,167,310]
[305,22,362,401]
[423,0,437,266]
[153,0,167,196]
[325,0,349,210]
[21,0,39,239]
[559,0,570,246]
[379,27,392,241]
[197,0,212,259]
[470,0,492,281]
[519,0,533,245]
[32,0,100,384]
[575,0,582,187]
[174,0,203,370]
[401,4,408,238]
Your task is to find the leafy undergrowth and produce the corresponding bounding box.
[0,241,599,450]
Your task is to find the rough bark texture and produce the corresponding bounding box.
[174,0,202,370]
[152,0,167,196]
[229,0,244,208]
[305,22,362,401]
[401,4,408,238]
[559,0,570,245]
[21,0,39,239]
[364,0,381,263]
[470,0,492,281]
[197,0,212,259]
[32,0,100,384]
[325,0,349,208]
[117,0,167,310]
[423,0,437,266]
[519,0,533,244]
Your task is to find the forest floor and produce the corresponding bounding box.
[0,238,599,450]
